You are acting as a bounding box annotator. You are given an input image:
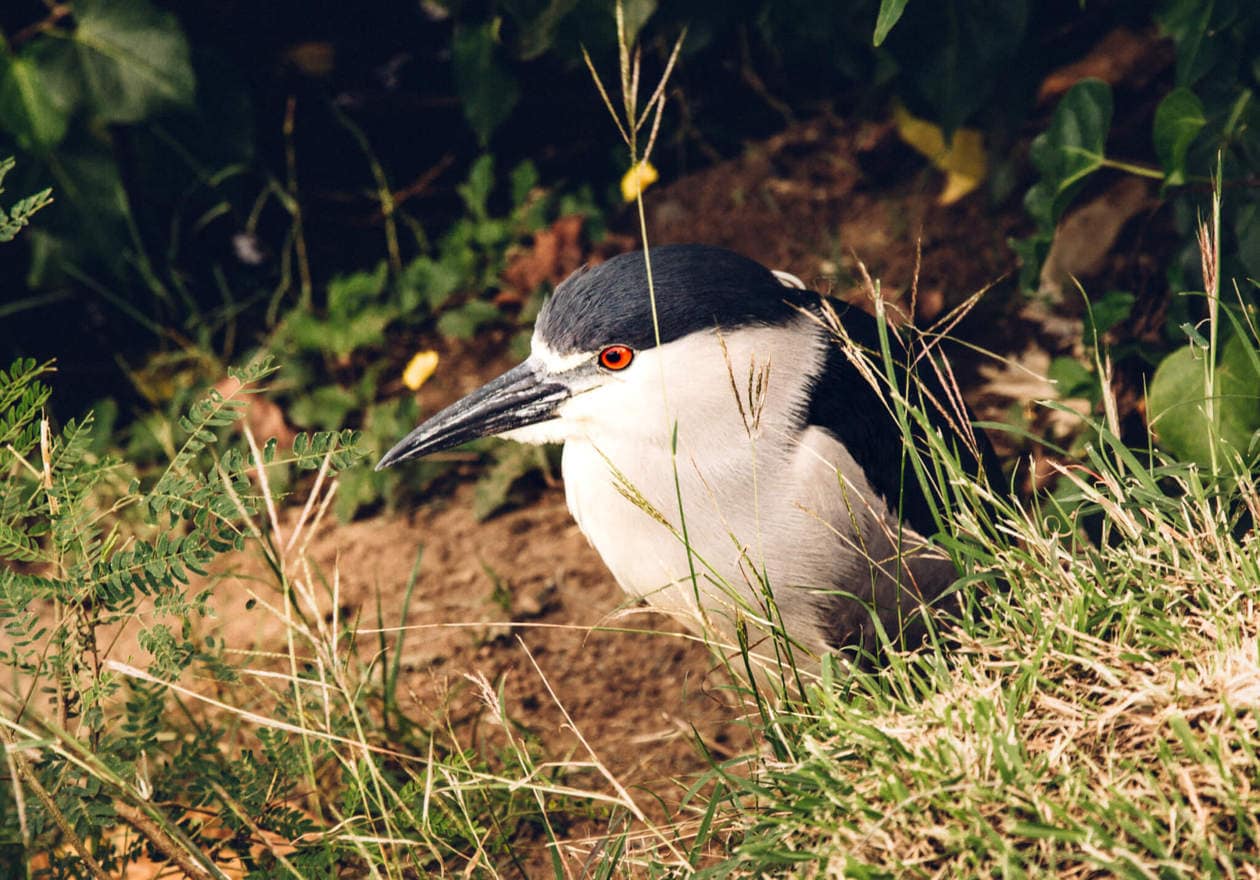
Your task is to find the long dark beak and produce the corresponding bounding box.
[375,360,569,470]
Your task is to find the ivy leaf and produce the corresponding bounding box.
[1153,87,1205,186]
[48,0,195,124]
[0,49,70,149]
[891,0,1030,136]
[30,140,133,280]
[452,21,519,146]
[1156,0,1218,87]
[872,0,910,46]
[1149,335,1260,466]
[510,0,584,60]
[1028,78,1112,228]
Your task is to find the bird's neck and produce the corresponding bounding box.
[559,316,831,602]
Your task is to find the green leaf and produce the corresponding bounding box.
[0,168,54,243]
[1047,356,1095,400]
[327,262,389,317]
[436,299,502,340]
[1233,202,1260,280]
[457,154,496,220]
[1084,290,1136,340]
[0,49,70,149]
[1153,87,1205,185]
[509,0,584,61]
[1028,79,1113,227]
[1155,0,1219,87]
[873,0,910,46]
[510,159,540,207]
[473,442,549,520]
[48,0,195,124]
[452,21,519,146]
[286,309,391,360]
[32,141,132,278]
[621,0,658,48]
[289,384,360,431]
[1148,335,1260,466]
[400,256,464,313]
[893,0,1030,136]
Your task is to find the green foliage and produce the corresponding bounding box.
[453,20,521,147]
[872,0,910,47]
[1015,4,1260,291]
[0,357,369,875]
[1153,87,1206,186]
[0,0,196,286]
[272,154,594,520]
[285,262,394,361]
[1149,330,1260,468]
[1008,3,1260,465]
[1026,79,1113,232]
[0,0,195,144]
[0,156,51,243]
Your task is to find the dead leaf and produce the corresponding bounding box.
[892,103,986,205]
[1038,27,1171,104]
[1039,176,1151,301]
[283,41,336,78]
[501,214,587,299]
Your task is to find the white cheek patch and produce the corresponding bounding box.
[499,420,570,446]
[531,334,593,373]
[772,269,807,290]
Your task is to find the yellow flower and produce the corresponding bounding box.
[402,350,440,391]
[620,160,659,202]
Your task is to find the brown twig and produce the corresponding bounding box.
[10,4,72,49]
[283,96,313,309]
[377,153,455,219]
[7,740,110,880]
[209,782,303,878]
[114,802,216,880]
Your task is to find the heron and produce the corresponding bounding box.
[378,244,995,665]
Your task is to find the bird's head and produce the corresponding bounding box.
[376,244,817,470]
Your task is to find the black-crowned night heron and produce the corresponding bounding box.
[378,244,994,663]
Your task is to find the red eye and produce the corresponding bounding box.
[598,344,634,371]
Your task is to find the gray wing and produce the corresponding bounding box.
[773,424,960,657]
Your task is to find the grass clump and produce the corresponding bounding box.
[712,453,1260,876]
[687,213,1260,877]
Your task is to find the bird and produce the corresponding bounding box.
[377,244,996,666]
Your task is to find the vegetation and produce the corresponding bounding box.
[1,0,1258,877]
